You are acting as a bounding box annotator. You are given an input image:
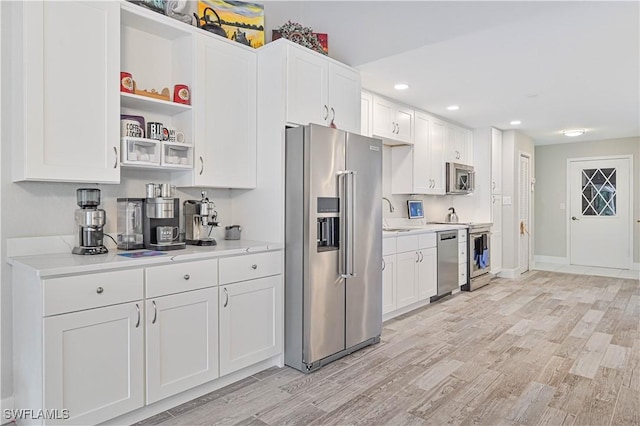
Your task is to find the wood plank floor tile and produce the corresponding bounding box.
[138,271,638,426]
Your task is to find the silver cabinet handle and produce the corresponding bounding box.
[420,251,424,262]
[96,287,104,294]
[152,301,157,324]
[251,264,257,270]
[199,156,204,175]
[323,105,329,120]
[396,123,400,134]
[113,147,118,169]
[571,216,579,221]
[382,258,386,271]
[183,274,190,280]
[330,107,335,122]
[492,182,496,190]
[415,252,420,263]
[135,304,140,328]
[223,288,229,307]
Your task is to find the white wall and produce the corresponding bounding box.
[501,130,535,273]
[535,137,639,264]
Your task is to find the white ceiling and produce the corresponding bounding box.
[263,1,640,145]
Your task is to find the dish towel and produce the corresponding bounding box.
[475,234,489,269]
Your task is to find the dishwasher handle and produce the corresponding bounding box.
[439,232,458,241]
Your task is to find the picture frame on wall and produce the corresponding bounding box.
[197,0,265,48]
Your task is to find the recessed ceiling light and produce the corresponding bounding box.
[446,105,460,111]
[562,129,586,137]
[394,83,409,90]
[510,120,522,125]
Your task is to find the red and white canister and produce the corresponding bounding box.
[173,84,190,105]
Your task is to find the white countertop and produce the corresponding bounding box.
[382,221,468,237]
[8,240,282,278]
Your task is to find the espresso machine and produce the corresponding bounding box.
[142,183,186,251]
[72,188,108,255]
[184,191,218,246]
[116,198,144,250]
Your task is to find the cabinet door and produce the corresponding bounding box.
[382,255,397,314]
[412,113,430,194]
[219,275,281,376]
[43,302,143,425]
[491,127,502,194]
[372,96,395,140]
[286,45,328,127]
[361,92,373,137]
[418,247,437,300]
[454,127,473,165]
[396,251,419,308]
[195,35,257,188]
[429,118,447,195]
[328,62,361,133]
[146,287,219,404]
[18,1,120,183]
[394,107,414,143]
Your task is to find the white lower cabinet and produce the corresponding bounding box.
[382,255,397,314]
[395,250,419,308]
[145,287,219,404]
[418,247,437,300]
[43,302,144,425]
[219,275,281,376]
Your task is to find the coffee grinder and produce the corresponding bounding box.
[142,183,186,251]
[72,188,108,255]
[184,191,218,246]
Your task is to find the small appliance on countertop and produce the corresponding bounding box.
[184,191,219,246]
[445,207,459,223]
[142,183,186,251]
[224,225,241,240]
[116,198,144,250]
[72,188,108,255]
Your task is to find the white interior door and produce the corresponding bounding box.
[569,157,631,269]
[519,154,531,273]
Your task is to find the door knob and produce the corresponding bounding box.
[571,216,579,221]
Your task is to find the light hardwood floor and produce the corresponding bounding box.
[138,271,639,426]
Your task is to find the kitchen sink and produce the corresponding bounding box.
[383,227,411,232]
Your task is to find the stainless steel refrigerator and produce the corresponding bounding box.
[285,124,383,373]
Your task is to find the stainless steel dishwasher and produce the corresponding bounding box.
[436,231,459,297]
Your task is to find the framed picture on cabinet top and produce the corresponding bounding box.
[197,0,265,48]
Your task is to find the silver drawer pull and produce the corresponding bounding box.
[251,264,258,270]
[152,301,158,324]
[135,304,140,328]
[183,274,190,280]
[223,288,229,307]
[96,287,104,294]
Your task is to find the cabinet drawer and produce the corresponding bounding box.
[383,236,396,256]
[459,263,468,285]
[396,235,418,253]
[43,269,143,316]
[418,233,436,249]
[219,251,282,284]
[146,259,218,299]
[458,230,467,243]
[459,242,467,260]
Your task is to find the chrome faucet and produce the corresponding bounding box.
[382,197,395,213]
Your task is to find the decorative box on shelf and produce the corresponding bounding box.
[161,141,193,168]
[121,137,161,166]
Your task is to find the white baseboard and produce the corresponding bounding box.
[498,268,519,279]
[533,255,569,265]
[1,396,14,425]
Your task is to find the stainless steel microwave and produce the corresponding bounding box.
[446,162,475,194]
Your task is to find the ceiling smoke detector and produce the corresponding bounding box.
[562,129,586,137]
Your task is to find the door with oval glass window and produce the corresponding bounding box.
[569,157,631,269]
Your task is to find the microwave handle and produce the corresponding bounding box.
[468,170,476,191]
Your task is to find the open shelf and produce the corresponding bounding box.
[121,92,192,115]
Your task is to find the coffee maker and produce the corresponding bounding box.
[116,198,144,250]
[72,188,108,255]
[142,183,186,251]
[184,191,218,246]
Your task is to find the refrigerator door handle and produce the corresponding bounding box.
[337,171,349,278]
[350,171,357,277]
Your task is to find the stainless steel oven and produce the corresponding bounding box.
[464,224,492,291]
[446,162,475,194]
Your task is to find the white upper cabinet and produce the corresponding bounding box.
[390,112,444,195]
[285,43,361,133]
[372,95,414,145]
[447,124,473,165]
[361,92,373,137]
[190,34,257,188]
[14,1,120,183]
[491,127,502,194]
